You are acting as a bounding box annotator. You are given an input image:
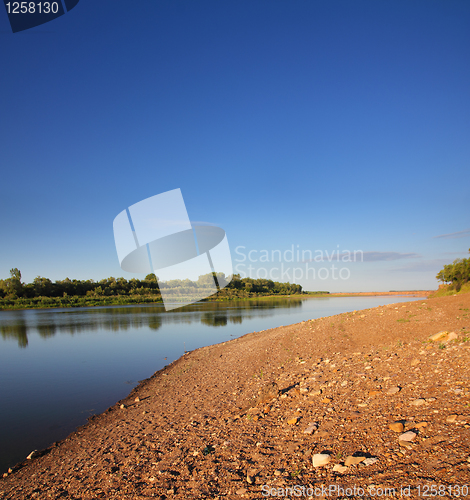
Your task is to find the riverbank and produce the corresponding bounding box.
[1,293,469,499]
[0,290,431,311]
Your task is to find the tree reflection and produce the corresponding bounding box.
[0,298,305,348]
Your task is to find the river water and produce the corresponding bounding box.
[0,295,423,472]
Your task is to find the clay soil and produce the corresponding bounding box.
[1,293,470,499]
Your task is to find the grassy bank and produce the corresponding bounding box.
[429,282,470,298]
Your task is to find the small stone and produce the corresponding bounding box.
[411,358,420,367]
[340,380,348,387]
[134,397,140,402]
[389,422,404,433]
[446,332,458,342]
[120,404,126,409]
[344,456,366,466]
[429,331,449,341]
[166,488,175,494]
[399,440,413,449]
[332,464,348,473]
[387,386,400,395]
[399,431,417,442]
[312,454,331,467]
[415,421,428,428]
[362,457,379,466]
[410,398,426,406]
[246,475,254,484]
[27,450,39,460]
[314,430,329,438]
[368,390,382,397]
[236,488,247,495]
[303,423,318,435]
[274,470,282,476]
[287,416,300,425]
[321,398,332,404]
[446,414,458,423]
[309,390,322,396]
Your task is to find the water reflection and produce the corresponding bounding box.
[0,299,303,348]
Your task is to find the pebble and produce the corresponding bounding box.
[410,398,426,406]
[368,390,381,397]
[236,488,248,495]
[303,423,318,435]
[399,431,417,442]
[332,464,348,473]
[429,331,449,341]
[312,454,331,467]
[27,450,39,460]
[120,404,127,409]
[362,457,379,466]
[415,421,428,428]
[344,456,366,466]
[287,416,300,425]
[387,386,400,395]
[389,422,404,433]
[134,397,140,402]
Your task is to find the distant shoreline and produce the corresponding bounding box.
[0,290,432,311]
[326,290,432,297]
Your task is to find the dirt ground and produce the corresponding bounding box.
[1,293,470,499]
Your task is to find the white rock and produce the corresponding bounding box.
[399,431,417,442]
[362,457,379,466]
[332,464,348,473]
[410,398,426,406]
[303,423,318,435]
[312,454,331,467]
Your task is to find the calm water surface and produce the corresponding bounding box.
[0,295,423,472]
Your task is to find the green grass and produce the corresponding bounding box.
[429,282,470,298]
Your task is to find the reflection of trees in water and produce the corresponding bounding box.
[0,322,28,348]
[200,313,228,327]
[37,323,57,339]
[0,298,304,347]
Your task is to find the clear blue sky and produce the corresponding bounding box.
[1,0,469,292]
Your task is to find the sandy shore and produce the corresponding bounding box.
[1,293,469,499]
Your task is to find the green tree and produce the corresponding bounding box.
[436,250,470,292]
[4,268,23,297]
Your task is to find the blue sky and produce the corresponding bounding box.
[1,0,469,292]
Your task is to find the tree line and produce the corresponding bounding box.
[0,269,304,303]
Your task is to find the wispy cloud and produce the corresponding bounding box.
[361,251,421,262]
[302,251,421,263]
[434,229,470,239]
[394,259,449,273]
